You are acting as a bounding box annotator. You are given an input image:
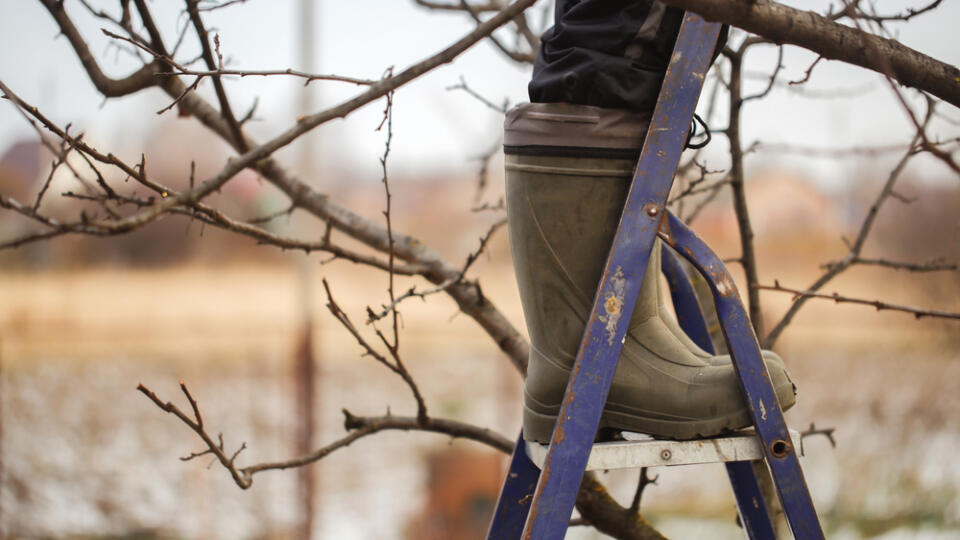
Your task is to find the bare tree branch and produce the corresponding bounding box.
[575,473,669,540]
[628,468,659,517]
[197,0,251,12]
[137,382,512,489]
[742,45,783,103]
[183,0,247,149]
[40,0,161,97]
[32,131,81,211]
[453,0,537,63]
[722,40,766,337]
[668,161,728,204]
[756,281,960,321]
[681,180,724,225]
[830,0,943,24]
[162,67,375,86]
[800,422,837,448]
[366,217,507,322]
[763,134,923,348]
[137,382,253,488]
[323,279,429,423]
[824,256,957,273]
[38,1,534,376]
[414,0,502,12]
[447,75,510,113]
[789,55,823,86]
[0,80,437,273]
[415,0,540,63]
[658,0,960,109]
[752,138,959,158]
[834,3,960,175]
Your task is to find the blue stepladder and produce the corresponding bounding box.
[486,12,825,540]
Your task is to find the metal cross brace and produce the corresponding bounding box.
[658,211,824,539]
[661,246,779,539]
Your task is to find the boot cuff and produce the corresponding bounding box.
[504,102,651,159]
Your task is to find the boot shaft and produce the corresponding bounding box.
[504,103,661,365]
[504,103,798,442]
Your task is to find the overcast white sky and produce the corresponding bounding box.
[1,0,958,191]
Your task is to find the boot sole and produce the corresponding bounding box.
[522,384,797,443]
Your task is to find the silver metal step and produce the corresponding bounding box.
[525,429,803,471]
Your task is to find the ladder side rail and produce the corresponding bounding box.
[521,15,723,539]
[487,432,541,539]
[659,210,825,540]
[726,461,778,540]
[661,247,778,540]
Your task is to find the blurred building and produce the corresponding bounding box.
[0,139,44,198]
[406,448,504,540]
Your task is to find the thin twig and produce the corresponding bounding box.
[822,256,957,273]
[184,1,246,149]
[789,55,823,86]
[681,181,724,225]
[800,422,837,448]
[197,0,250,12]
[161,67,375,86]
[366,217,506,322]
[628,468,659,517]
[742,45,784,102]
[756,281,960,321]
[751,139,959,158]
[137,382,252,488]
[247,203,296,225]
[447,75,510,113]
[323,279,429,423]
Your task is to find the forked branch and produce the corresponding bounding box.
[137,382,511,489]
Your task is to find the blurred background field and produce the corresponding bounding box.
[0,159,958,539]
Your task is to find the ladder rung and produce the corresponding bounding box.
[525,429,802,471]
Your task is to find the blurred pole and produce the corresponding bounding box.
[294,0,320,538]
[248,353,273,536]
[293,305,316,540]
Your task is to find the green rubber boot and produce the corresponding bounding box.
[504,103,796,443]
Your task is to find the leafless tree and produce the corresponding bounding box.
[1,1,958,538]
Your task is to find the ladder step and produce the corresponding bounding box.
[525,429,802,471]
